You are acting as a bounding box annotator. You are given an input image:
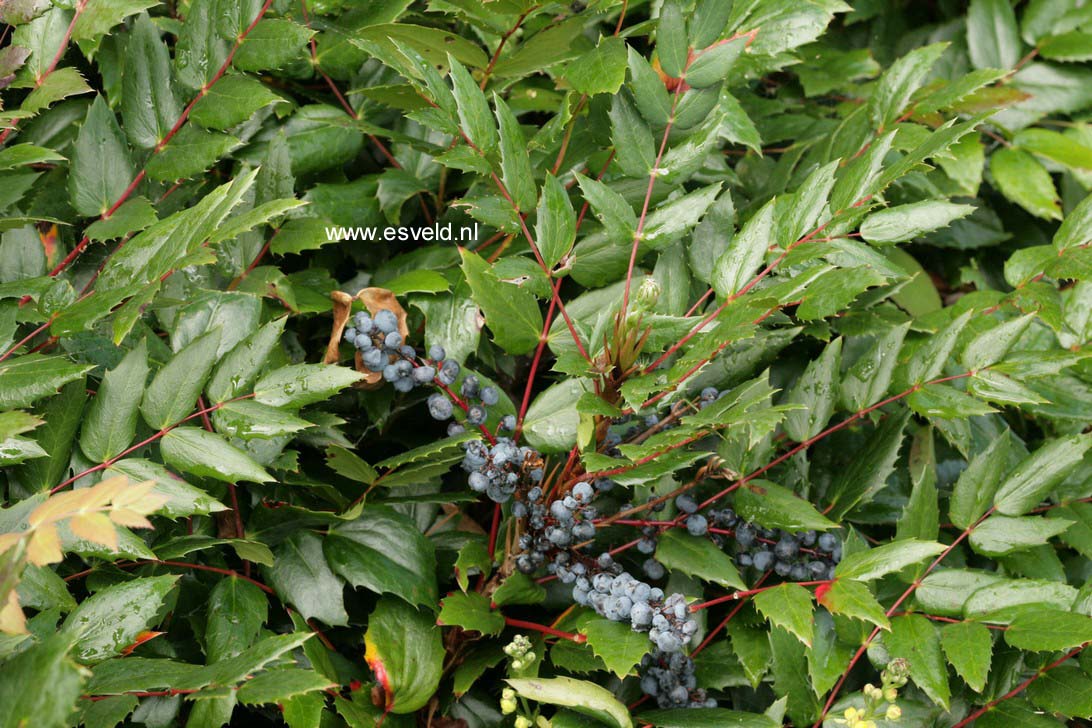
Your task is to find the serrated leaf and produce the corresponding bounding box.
[80,340,148,463]
[140,329,220,429]
[268,531,348,627]
[536,173,576,269]
[939,620,992,692]
[459,248,543,355]
[969,514,1072,557]
[253,363,364,409]
[60,575,177,664]
[324,506,437,607]
[835,539,946,581]
[581,617,652,678]
[859,200,975,244]
[437,591,503,636]
[817,579,889,630]
[753,583,814,647]
[991,146,1061,220]
[654,528,746,590]
[1004,609,1092,652]
[734,479,836,532]
[160,426,272,484]
[884,614,950,708]
[994,434,1092,516]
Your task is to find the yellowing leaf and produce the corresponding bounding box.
[68,512,118,551]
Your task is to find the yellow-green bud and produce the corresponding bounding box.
[636,278,661,310]
[500,697,518,715]
[535,716,550,728]
[514,716,531,728]
[843,707,859,722]
[864,683,881,700]
[886,705,902,721]
[884,687,898,702]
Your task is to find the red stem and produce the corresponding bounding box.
[503,616,586,643]
[515,279,561,437]
[950,645,1085,728]
[49,0,277,279]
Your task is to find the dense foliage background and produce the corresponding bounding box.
[1,0,1092,726]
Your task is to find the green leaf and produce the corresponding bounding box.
[268,531,348,627]
[575,172,637,243]
[835,539,946,581]
[1054,190,1092,250]
[905,310,973,385]
[491,571,546,606]
[638,708,777,728]
[191,74,285,130]
[206,575,267,664]
[364,598,443,714]
[970,514,1072,557]
[939,620,992,692]
[145,125,238,182]
[991,147,1061,220]
[581,617,651,678]
[69,95,133,217]
[869,43,947,130]
[536,173,576,270]
[233,18,313,72]
[1040,31,1092,62]
[105,458,227,518]
[71,0,159,44]
[61,575,177,664]
[0,634,85,728]
[782,337,841,442]
[140,329,221,429]
[437,591,503,635]
[654,528,745,590]
[324,506,438,606]
[817,579,890,631]
[712,198,775,298]
[253,363,364,409]
[84,197,157,242]
[1015,128,1092,170]
[993,434,1092,516]
[207,318,285,403]
[0,354,94,410]
[459,248,543,356]
[657,0,688,79]
[1004,609,1092,652]
[686,37,746,89]
[609,93,655,177]
[908,382,997,418]
[963,578,1078,619]
[753,583,814,647]
[734,479,836,532]
[236,668,334,706]
[841,322,909,411]
[859,200,975,244]
[521,378,590,454]
[79,340,148,463]
[20,66,91,114]
[966,0,1022,69]
[494,95,536,212]
[120,13,181,150]
[507,677,633,728]
[961,313,1035,371]
[884,614,950,708]
[566,36,627,96]
[212,400,312,439]
[1027,665,1092,719]
[824,409,910,518]
[448,56,496,156]
[160,426,272,484]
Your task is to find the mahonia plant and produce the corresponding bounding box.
[0,0,1091,727]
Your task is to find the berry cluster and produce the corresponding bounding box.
[603,387,725,457]
[344,309,431,392]
[516,481,600,575]
[714,509,841,581]
[460,437,542,504]
[639,649,716,709]
[571,556,698,653]
[429,371,516,435]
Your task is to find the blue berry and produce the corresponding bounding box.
[499,414,516,431]
[374,309,398,334]
[480,386,499,405]
[460,375,480,398]
[643,559,665,580]
[686,515,708,536]
[429,345,445,361]
[675,494,698,514]
[466,405,487,425]
[428,393,453,420]
[438,359,460,385]
[413,365,436,383]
